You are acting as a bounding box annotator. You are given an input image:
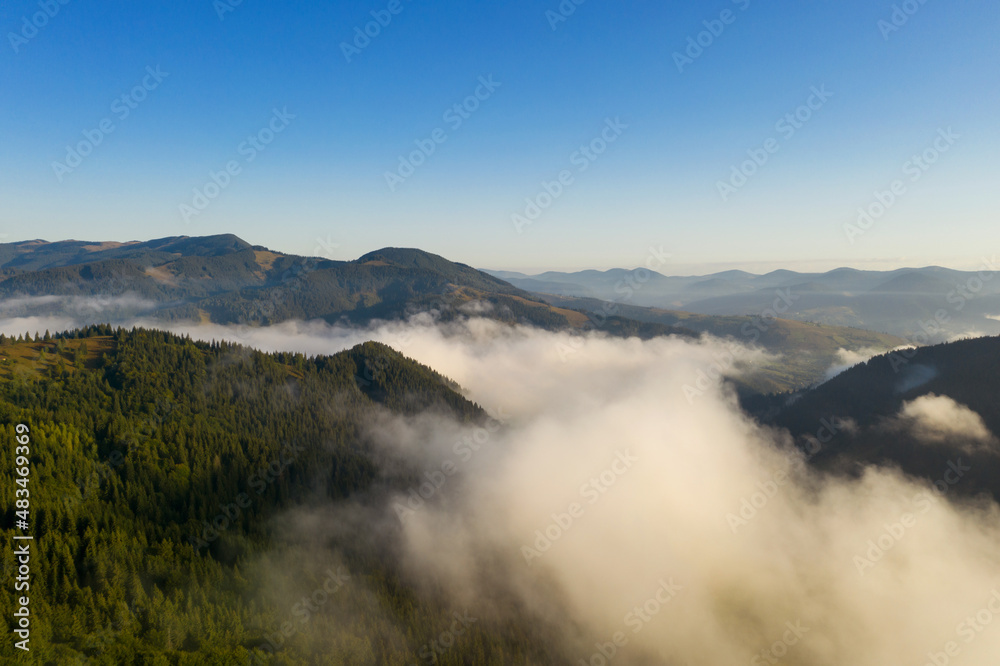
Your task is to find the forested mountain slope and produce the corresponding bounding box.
[0,327,566,664]
[0,236,671,336]
[746,336,1000,501]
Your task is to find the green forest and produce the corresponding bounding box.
[0,326,566,665]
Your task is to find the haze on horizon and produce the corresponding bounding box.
[1,234,995,278]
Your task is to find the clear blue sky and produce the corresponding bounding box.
[1,0,997,273]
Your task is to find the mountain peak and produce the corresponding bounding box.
[143,234,253,256]
[355,247,457,270]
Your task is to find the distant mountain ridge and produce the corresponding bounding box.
[0,234,255,271]
[484,262,1000,339]
[0,234,694,338]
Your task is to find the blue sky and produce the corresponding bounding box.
[1,0,997,273]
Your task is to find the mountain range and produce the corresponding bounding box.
[0,235,909,392]
[0,235,681,335]
[487,262,1000,341]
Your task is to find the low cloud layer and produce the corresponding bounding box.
[0,294,158,319]
[898,394,994,448]
[821,347,884,382]
[349,320,1000,665]
[5,310,1000,664]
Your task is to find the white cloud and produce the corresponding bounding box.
[898,394,994,448]
[0,294,157,315]
[821,347,883,382]
[356,323,1000,665]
